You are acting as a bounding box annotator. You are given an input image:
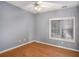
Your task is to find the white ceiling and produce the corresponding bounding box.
[7,1,79,14]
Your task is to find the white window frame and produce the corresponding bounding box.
[49,17,75,42]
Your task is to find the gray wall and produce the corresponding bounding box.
[35,6,79,50]
[0,2,35,51]
[0,1,79,51]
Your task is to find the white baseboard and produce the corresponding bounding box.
[34,40,79,52]
[0,40,79,54]
[0,40,35,54]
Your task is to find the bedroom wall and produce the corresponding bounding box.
[0,1,79,51]
[35,6,79,50]
[0,2,35,51]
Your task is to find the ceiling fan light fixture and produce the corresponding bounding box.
[34,6,41,12]
[34,1,42,11]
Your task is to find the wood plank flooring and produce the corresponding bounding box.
[0,42,79,57]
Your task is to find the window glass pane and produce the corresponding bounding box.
[62,20,73,39]
[50,18,74,41]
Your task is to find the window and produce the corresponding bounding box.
[49,17,75,42]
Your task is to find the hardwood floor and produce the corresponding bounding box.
[0,42,79,57]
